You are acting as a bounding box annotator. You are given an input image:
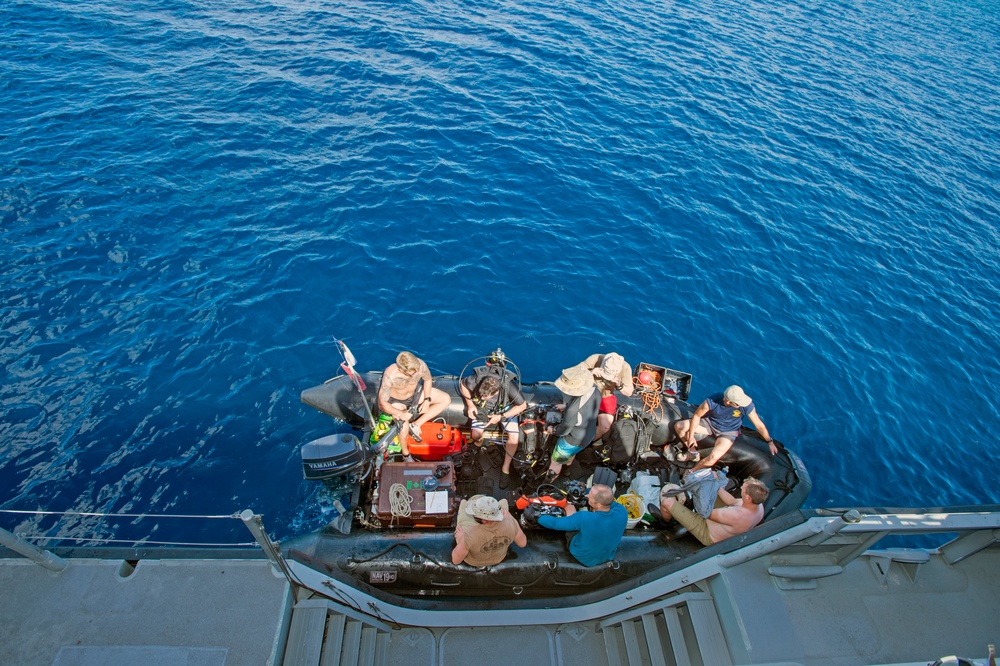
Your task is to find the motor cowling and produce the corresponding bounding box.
[301,433,367,480]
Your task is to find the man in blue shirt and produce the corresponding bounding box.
[537,484,628,566]
[673,385,776,471]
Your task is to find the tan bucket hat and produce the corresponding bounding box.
[597,353,625,381]
[554,365,595,397]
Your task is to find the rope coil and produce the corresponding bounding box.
[634,370,664,420]
[615,492,645,519]
[388,483,413,523]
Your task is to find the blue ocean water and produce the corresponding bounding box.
[2,0,998,546]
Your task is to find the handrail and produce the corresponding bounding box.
[0,508,283,572]
[0,509,241,519]
[14,536,258,547]
[0,526,67,572]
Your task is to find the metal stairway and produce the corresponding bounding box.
[282,598,392,666]
[598,591,733,666]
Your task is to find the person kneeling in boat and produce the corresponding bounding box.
[673,385,777,471]
[536,484,628,567]
[460,367,527,489]
[452,495,527,566]
[656,478,769,546]
[378,351,451,461]
[545,365,601,479]
[572,352,634,445]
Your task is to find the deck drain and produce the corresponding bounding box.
[117,559,139,578]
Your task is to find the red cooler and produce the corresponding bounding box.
[402,422,465,460]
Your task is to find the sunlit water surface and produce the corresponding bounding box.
[2,0,998,545]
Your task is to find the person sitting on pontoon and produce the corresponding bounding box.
[673,385,777,471]
[536,484,628,566]
[452,495,527,566]
[652,478,769,546]
[544,365,601,479]
[460,360,527,489]
[570,352,635,445]
[377,351,450,461]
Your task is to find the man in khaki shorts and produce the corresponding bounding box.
[657,478,769,546]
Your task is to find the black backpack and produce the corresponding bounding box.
[605,415,651,465]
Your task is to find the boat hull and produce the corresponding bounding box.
[297,370,811,599]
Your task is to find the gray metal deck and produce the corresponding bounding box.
[2,507,998,666]
[0,557,291,666]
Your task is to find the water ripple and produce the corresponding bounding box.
[2,0,999,540]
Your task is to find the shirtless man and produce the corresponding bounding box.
[377,351,450,459]
[657,477,769,546]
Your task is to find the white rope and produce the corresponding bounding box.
[388,483,413,518]
[0,509,241,520]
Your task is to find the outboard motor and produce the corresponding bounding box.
[301,433,368,480]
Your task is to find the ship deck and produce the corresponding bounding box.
[2,506,998,666]
[0,553,290,666]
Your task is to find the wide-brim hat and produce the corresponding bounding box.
[724,385,752,407]
[466,495,503,521]
[554,365,595,397]
[597,353,625,381]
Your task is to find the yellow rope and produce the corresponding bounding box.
[615,492,645,519]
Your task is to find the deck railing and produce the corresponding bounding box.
[0,508,288,574]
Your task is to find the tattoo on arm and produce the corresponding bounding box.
[378,381,393,408]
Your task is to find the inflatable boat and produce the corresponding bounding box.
[290,345,811,599]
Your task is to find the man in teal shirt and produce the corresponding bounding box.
[537,484,628,566]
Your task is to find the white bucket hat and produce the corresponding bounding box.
[466,495,504,521]
[597,353,625,381]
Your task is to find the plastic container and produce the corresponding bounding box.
[628,471,662,517]
[404,422,465,461]
[634,363,666,394]
[660,368,693,401]
[376,462,456,527]
[633,363,693,401]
